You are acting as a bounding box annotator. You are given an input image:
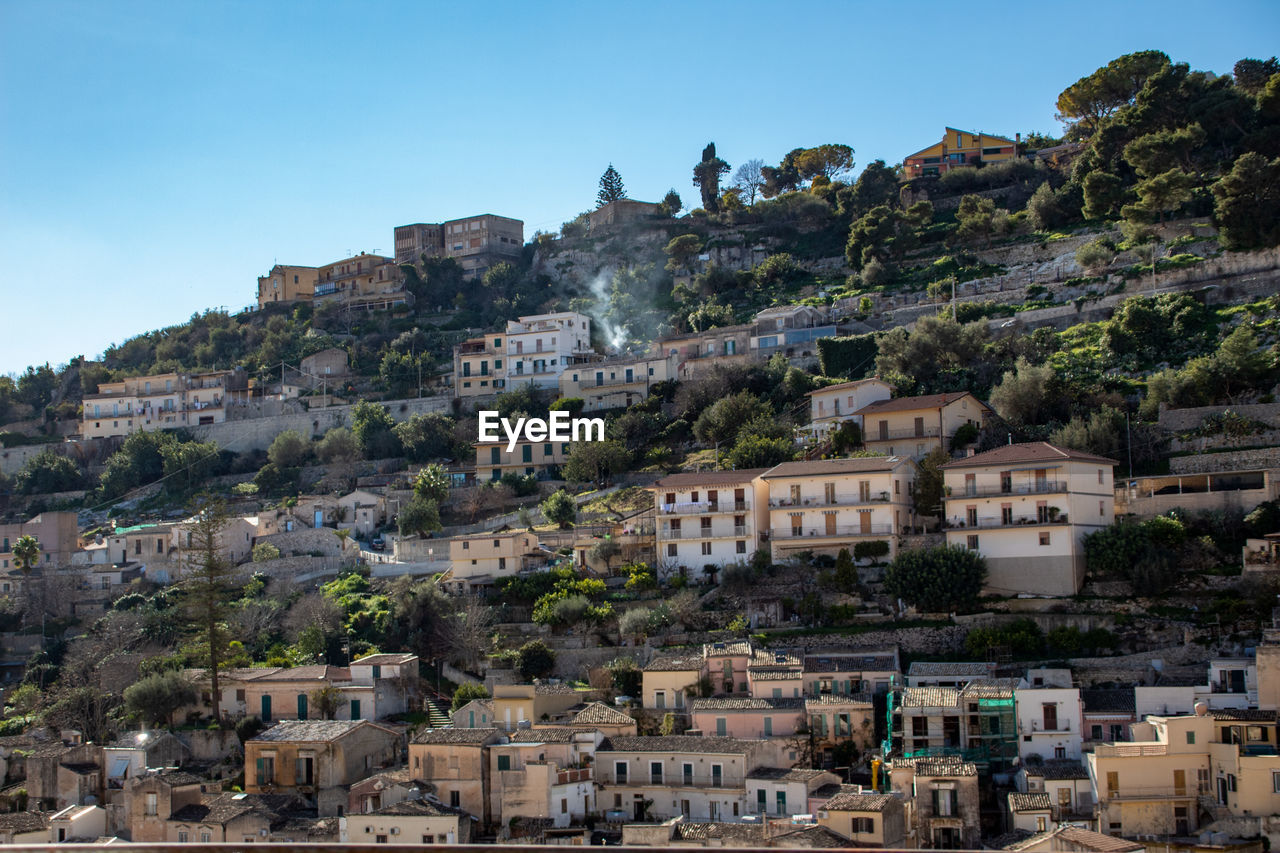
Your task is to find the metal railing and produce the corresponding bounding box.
[659,500,749,515]
[769,494,891,508]
[771,523,894,539]
[946,480,1069,499]
[866,427,943,441]
[944,514,1069,530]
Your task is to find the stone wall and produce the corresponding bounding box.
[177,729,243,763]
[1158,403,1280,433]
[1169,449,1280,474]
[255,528,349,558]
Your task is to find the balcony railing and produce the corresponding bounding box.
[660,501,748,515]
[1101,784,1207,801]
[1093,743,1167,757]
[866,427,943,441]
[1028,720,1071,732]
[769,494,891,508]
[1211,683,1248,694]
[946,480,1069,499]
[771,523,894,539]
[603,774,735,789]
[944,514,1069,530]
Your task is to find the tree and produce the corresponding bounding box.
[517,639,556,680]
[1055,50,1170,136]
[732,159,766,204]
[724,434,794,470]
[954,195,998,246]
[589,539,623,574]
[598,164,626,206]
[664,234,704,274]
[1128,168,1196,224]
[1234,57,1280,95]
[316,426,360,464]
[1050,408,1123,459]
[97,429,173,501]
[451,681,490,712]
[843,160,899,218]
[693,391,772,448]
[414,463,450,503]
[1075,239,1114,273]
[1213,152,1280,250]
[393,413,458,463]
[351,400,401,459]
[833,548,859,594]
[267,429,309,468]
[183,498,234,721]
[14,449,83,495]
[913,448,951,518]
[661,188,683,216]
[563,440,631,485]
[693,142,730,213]
[12,535,40,624]
[309,685,343,720]
[883,545,987,612]
[989,358,1055,427]
[398,495,442,538]
[123,670,196,728]
[541,489,577,530]
[252,542,281,563]
[1026,181,1062,231]
[794,144,855,182]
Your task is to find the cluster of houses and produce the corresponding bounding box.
[4,633,1278,849]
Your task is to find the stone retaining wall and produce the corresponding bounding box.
[1169,448,1280,474]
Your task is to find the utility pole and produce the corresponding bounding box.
[951,275,957,321]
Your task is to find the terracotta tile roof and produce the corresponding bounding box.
[652,469,771,488]
[805,694,873,707]
[1082,688,1135,714]
[251,665,351,682]
[1030,760,1089,780]
[643,654,703,672]
[411,727,498,745]
[941,441,1117,469]
[509,728,578,744]
[747,766,834,782]
[1008,792,1052,812]
[372,798,469,818]
[961,679,1017,699]
[822,791,897,812]
[351,653,416,666]
[599,735,757,754]
[763,457,908,478]
[571,702,634,726]
[899,687,961,708]
[908,661,996,678]
[675,822,763,843]
[748,665,803,677]
[689,697,806,712]
[854,391,986,416]
[804,652,898,673]
[169,792,303,827]
[771,824,856,848]
[1209,708,1277,721]
[811,782,863,800]
[251,719,380,743]
[899,755,978,776]
[0,811,49,832]
[1004,826,1145,853]
[533,683,580,695]
[805,379,891,396]
[704,640,754,657]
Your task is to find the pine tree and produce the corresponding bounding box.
[183,497,234,721]
[597,164,626,207]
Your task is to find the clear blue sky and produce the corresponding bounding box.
[2,0,1275,377]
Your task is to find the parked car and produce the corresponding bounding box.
[371,537,386,551]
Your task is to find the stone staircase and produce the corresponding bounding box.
[424,696,452,728]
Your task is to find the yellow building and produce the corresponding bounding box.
[474,438,572,482]
[454,333,506,398]
[805,378,893,440]
[559,352,678,412]
[817,789,907,847]
[760,456,919,562]
[313,252,404,309]
[408,727,502,824]
[256,264,318,309]
[443,530,547,592]
[904,127,1017,179]
[852,391,991,460]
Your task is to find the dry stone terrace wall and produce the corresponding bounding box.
[1169,448,1280,474]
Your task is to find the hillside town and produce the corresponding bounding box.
[1,44,1280,852]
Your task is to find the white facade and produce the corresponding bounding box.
[1015,687,1084,762]
[559,352,678,412]
[504,312,593,390]
[942,443,1116,597]
[650,471,771,579]
[1134,686,1197,718]
[805,379,893,439]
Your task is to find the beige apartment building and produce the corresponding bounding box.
[488,728,598,829]
[443,530,546,592]
[409,727,502,823]
[941,442,1117,597]
[651,324,754,379]
[340,798,471,845]
[82,369,247,439]
[0,511,79,572]
[257,264,319,309]
[853,391,991,459]
[559,352,677,412]
[817,789,907,847]
[474,437,572,482]
[761,457,919,562]
[650,469,771,580]
[454,333,507,398]
[596,735,767,823]
[888,756,982,849]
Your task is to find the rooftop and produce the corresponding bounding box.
[897,755,978,776]
[941,441,1117,469]
[1026,759,1089,780]
[508,728,579,744]
[1008,792,1053,812]
[351,653,416,667]
[689,697,806,712]
[899,686,961,708]
[853,391,984,416]
[643,654,703,672]
[571,702,634,727]
[412,727,498,745]
[907,661,996,677]
[763,456,908,478]
[821,791,898,812]
[747,766,834,782]
[805,378,892,396]
[1082,688,1136,714]
[600,735,758,754]
[370,798,469,818]
[650,466,768,484]
[250,719,373,743]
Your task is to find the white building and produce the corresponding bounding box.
[559,352,678,412]
[941,442,1117,597]
[504,312,593,390]
[1015,687,1084,762]
[649,469,771,579]
[760,456,918,562]
[804,378,893,440]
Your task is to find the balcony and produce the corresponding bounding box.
[1101,784,1207,801]
[659,500,748,515]
[1093,743,1167,757]
[1027,720,1071,732]
[944,514,1069,530]
[769,493,891,509]
[866,427,943,442]
[945,480,1069,500]
[770,523,894,540]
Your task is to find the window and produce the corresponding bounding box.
[711,764,723,787]
[201,831,212,843]
[967,534,979,550]
[178,831,189,843]
[1001,505,1013,525]
[450,791,461,808]
[1098,468,1104,484]
[776,790,787,815]
[1039,532,1051,546]
[1248,725,1267,742]
[650,761,663,785]
[1187,731,1196,745]
[966,506,977,526]
[497,755,511,771]
[667,544,678,557]
[716,718,727,736]
[853,817,874,834]
[1272,771,1280,794]
[683,762,693,785]
[701,542,712,556]
[255,755,275,785]
[736,540,746,553]
[615,761,628,784]
[145,793,157,816]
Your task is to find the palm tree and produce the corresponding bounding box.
[11,536,40,629]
